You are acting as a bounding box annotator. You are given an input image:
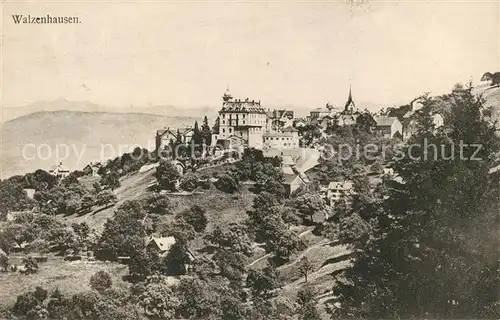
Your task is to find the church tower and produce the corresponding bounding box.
[222,86,233,103]
[344,85,356,112]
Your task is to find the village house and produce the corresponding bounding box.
[263,127,300,150]
[401,110,444,141]
[375,116,403,139]
[309,107,331,120]
[294,118,308,128]
[211,88,267,150]
[280,155,310,197]
[326,180,354,205]
[309,87,361,129]
[431,113,444,128]
[266,109,295,132]
[82,162,102,177]
[146,236,176,257]
[49,162,70,178]
[401,111,418,141]
[155,127,194,151]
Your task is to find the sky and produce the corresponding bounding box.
[2,0,499,111]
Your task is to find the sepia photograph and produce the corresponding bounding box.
[0,0,499,318]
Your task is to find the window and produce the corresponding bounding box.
[243,121,245,124]
[222,129,225,133]
[229,128,232,133]
[222,120,225,124]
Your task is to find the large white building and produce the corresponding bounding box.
[212,89,267,150]
[263,127,299,150]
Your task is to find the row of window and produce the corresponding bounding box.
[221,120,266,125]
[221,113,265,119]
[265,137,295,141]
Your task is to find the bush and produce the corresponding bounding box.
[178,205,208,233]
[89,271,113,293]
[215,174,238,193]
[155,161,181,191]
[179,174,199,192]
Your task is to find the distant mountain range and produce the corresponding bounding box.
[0,110,198,179]
[2,99,218,123]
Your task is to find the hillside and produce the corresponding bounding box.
[0,110,198,178]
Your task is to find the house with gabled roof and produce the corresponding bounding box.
[146,236,176,257]
[375,116,403,139]
[266,109,295,132]
[155,127,194,151]
[49,162,70,178]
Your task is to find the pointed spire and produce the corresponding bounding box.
[344,84,355,110]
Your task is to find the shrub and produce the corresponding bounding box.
[155,161,181,191]
[215,174,238,193]
[179,174,199,192]
[89,271,113,293]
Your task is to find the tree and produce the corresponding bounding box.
[0,180,35,215]
[23,257,39,274]
[298,256,313,283]
[101,171,121,190]
[128,249,161,279]
[331,85,500,318]
[213,249,247,282]
[72,222,90,246]
[79,194,95,213]
[96,190,117,208]
[0,253,9,272]
[45,227,76,255]
[206,223,253,256]
[145,193,175,216]
[95,203,146,261]
[215,174,238,193]
[246,266,281,298]
[155,160,181,191]
[89,271,113,293]
[164,239,190,276]
[258,179,286,198]
[192,120,204,152]
[178,205,208,233]
[92,182,102,194]
[293,193,326,224]
[12,290,43,317]
[297,287,321,320]
[179,174,199,192]
[139,278,180,320]
[160,218,195,242]
[2,223,31,250]
[201,115,212,147]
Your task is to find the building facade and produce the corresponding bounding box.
[326,181,354,204]
[155,127,194,151]
[263,127,299,149]
[212,89,267,150]
[375,116,403,139]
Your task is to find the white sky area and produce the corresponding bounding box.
[2,0,499,109]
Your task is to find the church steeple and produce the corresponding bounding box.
[344,85,356,111]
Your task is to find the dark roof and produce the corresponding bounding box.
[344,86,356,110]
